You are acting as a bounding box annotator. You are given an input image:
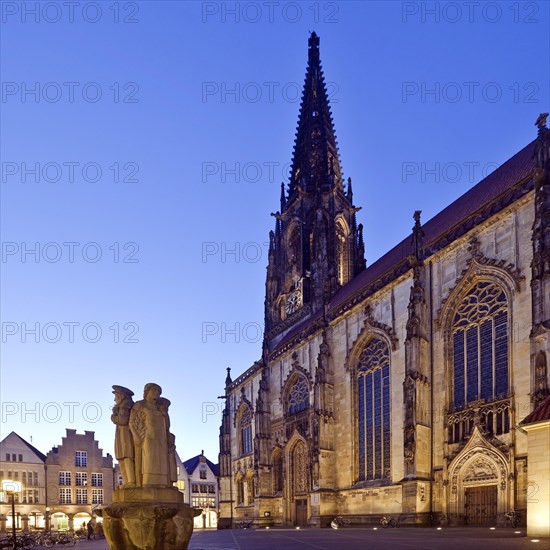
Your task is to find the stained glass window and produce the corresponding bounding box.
[452,281,508,409]
[287,376,310,415]
[358,338,391,481]
[240,407,253,456]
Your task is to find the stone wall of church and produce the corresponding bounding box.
[221,188,547,527]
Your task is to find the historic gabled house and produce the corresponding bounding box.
[218,33,550,531]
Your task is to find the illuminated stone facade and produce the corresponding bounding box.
[218,34,550,529]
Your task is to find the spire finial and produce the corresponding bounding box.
[308,31,320,62]
[225,367,232,386]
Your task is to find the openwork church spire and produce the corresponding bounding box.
[264,33,366,348]
[288,31,343,198]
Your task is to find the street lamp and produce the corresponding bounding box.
[2,480,22,550]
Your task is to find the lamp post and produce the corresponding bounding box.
[2,480,22,550]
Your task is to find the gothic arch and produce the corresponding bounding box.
[445,426,511,524]
[437,255,521,332]
[335,216,351,286]
[284,432,309,524]
[281,370,311,416]
[235,402,254,457]
[345,310,397,373]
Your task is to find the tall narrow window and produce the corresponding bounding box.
[358,338,391,482]
[240,407,253,456]
[336,220,349,286]
[452,282,508,409]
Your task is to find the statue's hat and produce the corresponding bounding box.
[112,385,134,397]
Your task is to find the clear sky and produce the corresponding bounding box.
[1,1,549,463]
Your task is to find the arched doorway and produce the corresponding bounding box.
[446,427,510,526]
[287,437,309,527]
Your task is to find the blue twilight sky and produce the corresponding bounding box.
[1,1,549,463]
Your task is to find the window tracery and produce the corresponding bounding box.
[287,376,310,415]
[452,281,508,410]
[357,337,391,481]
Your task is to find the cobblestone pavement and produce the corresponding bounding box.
[30,528,549,550]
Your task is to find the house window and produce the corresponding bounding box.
[59,488,72,504]
[452,282,508,410]
[59,472,71,486]
[191,484,199,493]
[76,472,87,486]
[76,488,88,504]
[92,489,103,504]
[5,454,9,461]
[75,451,87,467]
[18,455,22,462]
[91,473,103,487]
[239,407,253,456]
[199,468,207,480]
[358,337,391,482]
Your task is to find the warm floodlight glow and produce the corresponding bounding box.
[373,527,378,530]
[531,540,540,543]
[490,527,496,530]
[437,527,442,530]
[514,531,521,534]
[295,526,300,530]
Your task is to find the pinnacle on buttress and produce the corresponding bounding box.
[280,182,287,211]
[225,367,232,386]
[411,210,424,262]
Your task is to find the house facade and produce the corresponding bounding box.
[183,452,219,529]
[218,33,550,529]
[0,432,47,531]
[44,429,114,531]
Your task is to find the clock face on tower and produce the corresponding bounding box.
[285,288,302,315]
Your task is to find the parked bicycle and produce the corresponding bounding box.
[504,509,520,528]
[0,532,37,549]
[330,516,351,529]
[380,515,397,528]
[236,520,252,529]
[38,531,77,547]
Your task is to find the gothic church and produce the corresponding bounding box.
[218,33,550,530]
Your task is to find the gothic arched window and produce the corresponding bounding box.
[239,407,253,456]
[336,220,349,286]
[287,376,310,415]
[358,338,391,481]
[452,281,508,410]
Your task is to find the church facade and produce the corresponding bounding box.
[218,33,550,529]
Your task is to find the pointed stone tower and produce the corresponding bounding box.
[264,32,365,351]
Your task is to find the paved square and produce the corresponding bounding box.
[31,528,548,550]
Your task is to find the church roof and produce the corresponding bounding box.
[331,140,536,309]
[271,139,536,356]
[520,395,550,426]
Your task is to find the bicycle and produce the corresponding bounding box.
[380,515,397,528]
[504,510,519,528]
[330,516,351,529]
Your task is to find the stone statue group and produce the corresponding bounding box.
[111,383,177,487]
